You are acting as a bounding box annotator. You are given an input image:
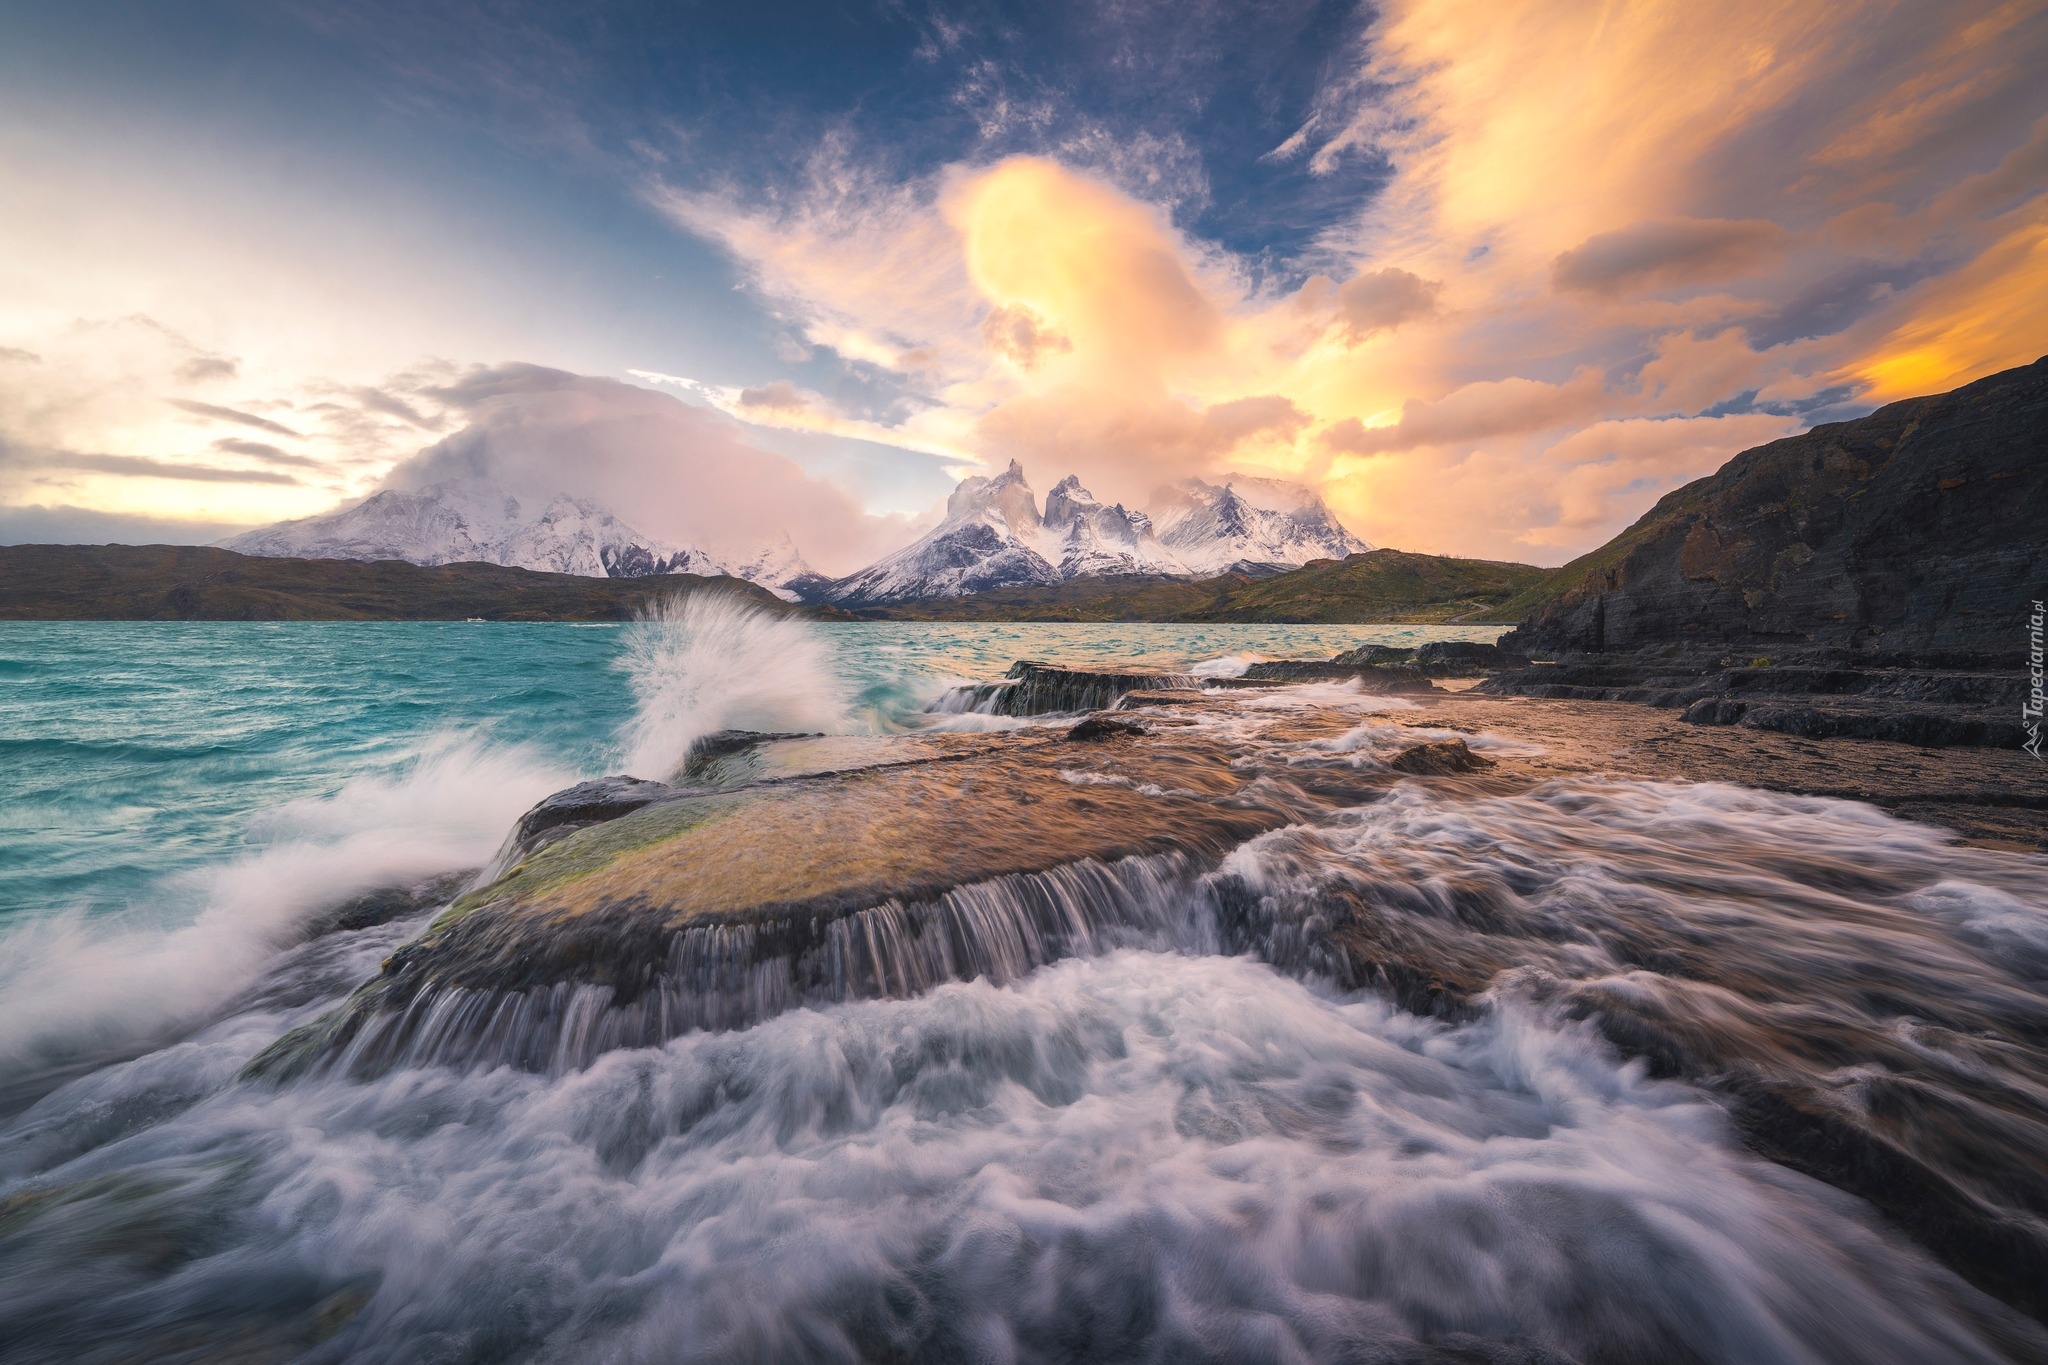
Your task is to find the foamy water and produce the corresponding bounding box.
[1,609,2043,1362]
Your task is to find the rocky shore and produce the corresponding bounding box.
[243,660,2048,1330]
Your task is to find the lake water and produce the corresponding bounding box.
[3,613,2045,1364]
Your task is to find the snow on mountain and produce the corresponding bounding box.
[826,461,1062,606]
[224,479,813,599]
[1041,475,1184,578]
[226,463,1366,607]
[820,464,1369,604]
[728,534,816,598]
[1150,475,1372,574]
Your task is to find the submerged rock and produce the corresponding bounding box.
[1384,738,1494,775]
[1237,660,1437,691]
[227,678,2048,1330]
[1066,716,1147,741]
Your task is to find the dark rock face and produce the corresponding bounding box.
[685,729,821,762]
[1504,357,2048,660]
[314,871,478,935]
[1316,641,1526,677]
[1331,644,1415,665]
[1415,640,1530,673]
[1488,659,2032,748]
[507,776,684,861]
[1682,697,1749,726]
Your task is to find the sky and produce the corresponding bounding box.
[1,0,2044,572]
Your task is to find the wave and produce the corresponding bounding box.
[615,593,855,779]
[0,734,573,1090]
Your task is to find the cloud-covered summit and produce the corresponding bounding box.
[234,366,919,578]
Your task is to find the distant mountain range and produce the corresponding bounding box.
[221,465,1369,604]
[824,463,1370,605]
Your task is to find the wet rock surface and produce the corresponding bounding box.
[1066,715,1147,741]
[1479,651,2033,748]
[312,870,478,935]
[507,775,686,860]
[252,715,1374,1081]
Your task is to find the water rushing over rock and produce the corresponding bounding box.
[298,854,1207,1077]
[929,660,1205,716]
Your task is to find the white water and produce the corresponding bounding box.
[617,593,858,778]
[0,735,573,1082]
[2,952,2031,1362]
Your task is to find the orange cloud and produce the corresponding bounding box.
[652,0,2047,564]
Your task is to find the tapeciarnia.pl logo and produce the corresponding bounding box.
[2027,599,2044,759]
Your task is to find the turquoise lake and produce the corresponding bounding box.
[0,619,1503,929]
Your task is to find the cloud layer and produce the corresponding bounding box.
[656,0,2048,563]
[380,365,921,574]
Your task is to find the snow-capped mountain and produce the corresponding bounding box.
[820,464,1368,605]
[1042,476,1185,578]
[1150,475,1371,574]
[827,462,1063,605]
[224,480,815,600]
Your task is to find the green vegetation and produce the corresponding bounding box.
[0,544,794,621]
[850,549,1549,624]
[0,543,1548,624]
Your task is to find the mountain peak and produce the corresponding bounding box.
[945,461,1042,533]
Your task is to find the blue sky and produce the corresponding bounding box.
[2,0,2043,566]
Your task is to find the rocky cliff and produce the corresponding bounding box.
[1502,357,2048,662]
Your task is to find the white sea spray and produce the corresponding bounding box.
[616,593,855,778]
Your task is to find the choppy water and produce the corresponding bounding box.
[2,610,2045,1364]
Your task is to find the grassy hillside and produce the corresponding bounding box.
[0,545,797,621]
[0,544,1546,624]
[844,549,1547,624]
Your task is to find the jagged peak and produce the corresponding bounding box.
[945,460,1042,531]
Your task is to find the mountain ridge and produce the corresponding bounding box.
[820,463,1371,604]
[1492,355,2048,658]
